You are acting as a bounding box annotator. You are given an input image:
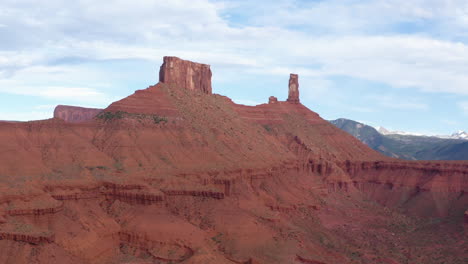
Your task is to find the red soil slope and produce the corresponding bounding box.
[0,56,466,264]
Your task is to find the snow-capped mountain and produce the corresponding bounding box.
[450,130,468,140]
[376,127,425,136]
[376,127,467,140]
[332,118,468,160]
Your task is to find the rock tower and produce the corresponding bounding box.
[159,56,212,94]
[287,74,300,103]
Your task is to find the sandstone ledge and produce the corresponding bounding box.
[0,232,54,245]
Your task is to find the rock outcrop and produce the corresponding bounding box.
[103,190,165,205]
[162,189,224,199]
[119,231,194,263]
[287,74,300,103]
[54,105,102,123]
[0,232,55,245]
[0,56,465,264]
[6,205,63,216]
[159,56,212,94]
[268,96,278,104]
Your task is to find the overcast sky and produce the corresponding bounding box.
[0,0,467,135]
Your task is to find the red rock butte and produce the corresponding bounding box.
[54,105,102,123]
[0,56,466,264]
[159,56,212,94]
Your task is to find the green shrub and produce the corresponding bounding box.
[263,124,272,132]
[152,115,168,124]
[96,111,125,121]
[97,110,168,124]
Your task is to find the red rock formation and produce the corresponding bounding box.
[104,190,164,205]
[51,192,99,200]
[162,189,224,199]
[159,56,212,94]
[104,83,180,117]
[6,205,63,216]
[465,210,468,224]
[268,96,278,104]
[54,105,102,123]
[0,232,55,245]
[119,231,194,263]
[0,56,465,264]
[287,73,300,103]
[5,197,64,216]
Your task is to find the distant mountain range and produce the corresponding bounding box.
[377,126,468,140]
[330,118,468,160]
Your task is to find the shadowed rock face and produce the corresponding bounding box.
[287,73,300,103]
[53,105,102,123]
[159,56,212,94]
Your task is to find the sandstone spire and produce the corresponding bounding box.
[287,74,300,103]
[159,56,212,94]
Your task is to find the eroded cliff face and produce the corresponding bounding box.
[54,105,102,123]
[0,57,466,264]
[159,56,212,94]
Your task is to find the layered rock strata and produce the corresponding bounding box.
[0,56,466,264]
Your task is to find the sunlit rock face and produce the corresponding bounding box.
[287,73,300,104]
[159,56,212,94]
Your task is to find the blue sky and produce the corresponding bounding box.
[0,0,468,135]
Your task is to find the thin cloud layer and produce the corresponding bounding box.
[0,0,466,133]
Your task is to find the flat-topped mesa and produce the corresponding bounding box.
[287,73,300,104]
[159,56,212,94]
[54,105,102,123]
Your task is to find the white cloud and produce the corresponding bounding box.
[232,99,262,106]
[0,83,112,104]
[0,63,118,104]
[242,0,468,32]
[0,0,468,121]
[38,87,105,100]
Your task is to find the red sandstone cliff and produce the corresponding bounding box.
[159,56,212,94]
[0,56,465,264]
[54,105,102,123]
